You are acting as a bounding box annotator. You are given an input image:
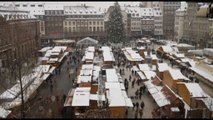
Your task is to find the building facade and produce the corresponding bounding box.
[163,2,181,40]
[181,2,212,48]
[174,2,187,43]
[63,6,105,40]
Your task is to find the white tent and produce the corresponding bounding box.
[77,37,98,46]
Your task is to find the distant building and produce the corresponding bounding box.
[163,2,181,40]
[174,2,187,43]
[181,2,212,48]
[63,5,105,40]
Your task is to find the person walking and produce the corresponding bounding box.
[139,91,142,100]
[134,108,138,119]
[139,108,143,118]
[136,102,139,110]
[132,80,135,88]
[133,102,135,110]
[129,75,132,82]
[140,101,145,109]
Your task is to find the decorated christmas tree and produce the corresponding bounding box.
[106,2,125,43]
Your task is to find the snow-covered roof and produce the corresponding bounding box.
[184,83,207,98]
[44,3,64,10]
[160,46,173,53]
[176,43,194,48]
[106,69,119,82]
[103,50,115,62]
[168,69,189,81]
[0,107,11,118]
[85,51,94,60]
[138,64,150,71]
[158,63,169,72]
[51,46,67,53]
[77,75,91,83]
[151,54,158,60]
[82,64,94,70]
[86,46,95,52]
[143,71,156,80]
[39,47,52,52]
[77,37,98,45]
[123,47,144,61]
[80,69,93,76]
[190,66,213,82]
[72,87,91,106]
[64,6,104,15]
[174,53,185,58]
[90,94,105,101]
[137,71,146,80]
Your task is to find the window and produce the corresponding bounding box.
[31,4,35,7]
[73,21,75,25]
[97,21,99,25]
[93,21,95,25]
[65,21,67,26]
[15,4,20,7]
[23,4,27,7]
[93,27,96,31]
[38,5,43,7]
[69,21,71,25]
[89,21,92,25]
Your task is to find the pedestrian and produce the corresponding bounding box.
[134,108,138,119]
[142,85,146,93]
[119,69,122,75]
[132,70,134,74]
[133,102,135,110]
[139,91,142,100]
[129,75,132,82]
[140,101,145,109]
[136,102,139,110]
[135,89,139,99]
[63,94,66,104]
[139,108,143,118]
[132,80,135,88]
[134,70,137,75]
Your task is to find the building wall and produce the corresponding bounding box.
[163,71,174,89]
[163,2,181,40]
[174,9,186,42]
[0,19,40,69]
[44,10,64,37]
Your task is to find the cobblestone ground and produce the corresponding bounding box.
[118,65,158,118]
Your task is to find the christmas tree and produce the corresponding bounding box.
[106,2,125,43]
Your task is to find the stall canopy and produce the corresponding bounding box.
[77,37,98,46]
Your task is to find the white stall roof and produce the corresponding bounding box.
[190,66,213,82]
[72,87,91,106]
[106,69,119,82]
[41,73,50,81]
[49,66,56,74]
[85,51,94,60]
[50,52,60,56]
[184,83,207,98]
[80,69,93,76]
[125,98,133,107]
[89,94,106,101]
[131,66,140,72]
[0,107,11,118]
[40,65,51,73]
[151,54,158,60]
[138,64,150,71]
[144,80,155,89]
[44,50,52,57]
[152,92,170,107]
[174,53,185,58]
[103,51,115,61]
[49,58,58,62]
[39,47,52,52]
[169,69,189,81]
[87,46,95,52]
[137,71,146,80]
[161,46,173,53]
[158,63,169,72]
[143,71,156,80]
[105,82,120,89]
[99,46,112,51]
[51,46,67,53]
[77,76,91,83]
[108,88,126,107]
[148,87,159,94]
[82,64,94,70]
